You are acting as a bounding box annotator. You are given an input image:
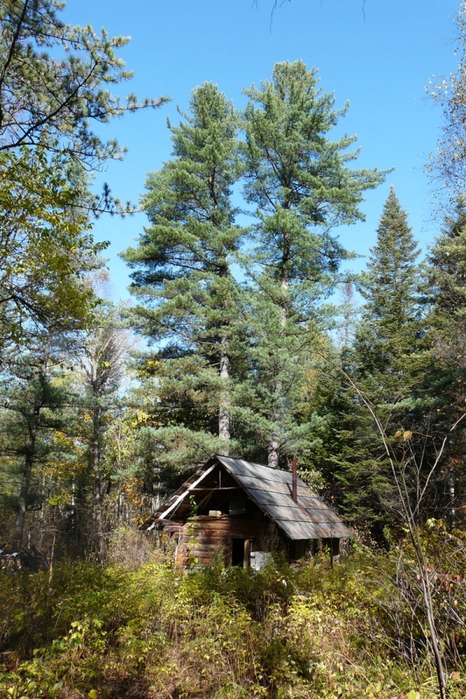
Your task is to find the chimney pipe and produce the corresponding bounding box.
[291,456,297,503]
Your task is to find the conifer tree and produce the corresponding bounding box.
[0,0,165,166]
[0,339,69,547]
[425,199,466,526]
[240,60,386,468]
[335,188,427,534]
[123,83,243,468]
[355,186,424,402]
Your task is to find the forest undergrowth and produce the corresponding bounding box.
[1,525,466,699]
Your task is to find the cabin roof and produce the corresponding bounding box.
[142,454,352,541]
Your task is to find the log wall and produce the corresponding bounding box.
[173,514,277,568]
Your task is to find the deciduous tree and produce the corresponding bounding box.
[0,0,167,358]
[0,149,105,357]
[428,2,466,204]
[71,303,130,562]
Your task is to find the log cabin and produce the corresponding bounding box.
[141,454,352,569]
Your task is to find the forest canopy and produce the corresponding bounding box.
[2,2,466,697]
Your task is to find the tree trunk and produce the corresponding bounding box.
[268,259,289,469]
[92,404,104,563]
[12,431,36,548]
[218,336,230,454]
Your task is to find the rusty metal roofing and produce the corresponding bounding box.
[143,454,352,540]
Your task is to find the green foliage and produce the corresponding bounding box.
[418,198,466,525]
[0,149,106,354]
[326,189,429,537]
[123,61,386,474]
[0,337,81,545]
[242,60,386,248]
[0,0,166,362]
[0,0,167,166]
[123,82,244,468]
[354,186,425,400]
[237,60,385,467]
[2,538,466,698]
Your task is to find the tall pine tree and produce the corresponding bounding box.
[123,83,243,470]
[239,61,386,468]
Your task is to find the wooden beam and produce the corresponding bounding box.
[190,486,242,492]
[159,464,217,520]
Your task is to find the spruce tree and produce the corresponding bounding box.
[239,60,386,468]
[425,199,466,526]
[335,188,427,535]
[355,186,424,402]
[123,83,243,469]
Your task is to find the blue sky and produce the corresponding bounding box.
[63,0,460,301]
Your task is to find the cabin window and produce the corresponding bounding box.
[229,496,246,515]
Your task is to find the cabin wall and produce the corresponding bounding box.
[160,515,344,569]
[173,514,278,568]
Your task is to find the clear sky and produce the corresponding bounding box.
[62,0,460,301]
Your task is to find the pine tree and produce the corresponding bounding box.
[123,83,243,469]
[0,0,165,165]
[240,60,386,468]
[0,338,69,547]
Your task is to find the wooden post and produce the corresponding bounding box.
[243,539,250,568]
[292,457,298,503]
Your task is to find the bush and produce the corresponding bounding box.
[1,532,466,698]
